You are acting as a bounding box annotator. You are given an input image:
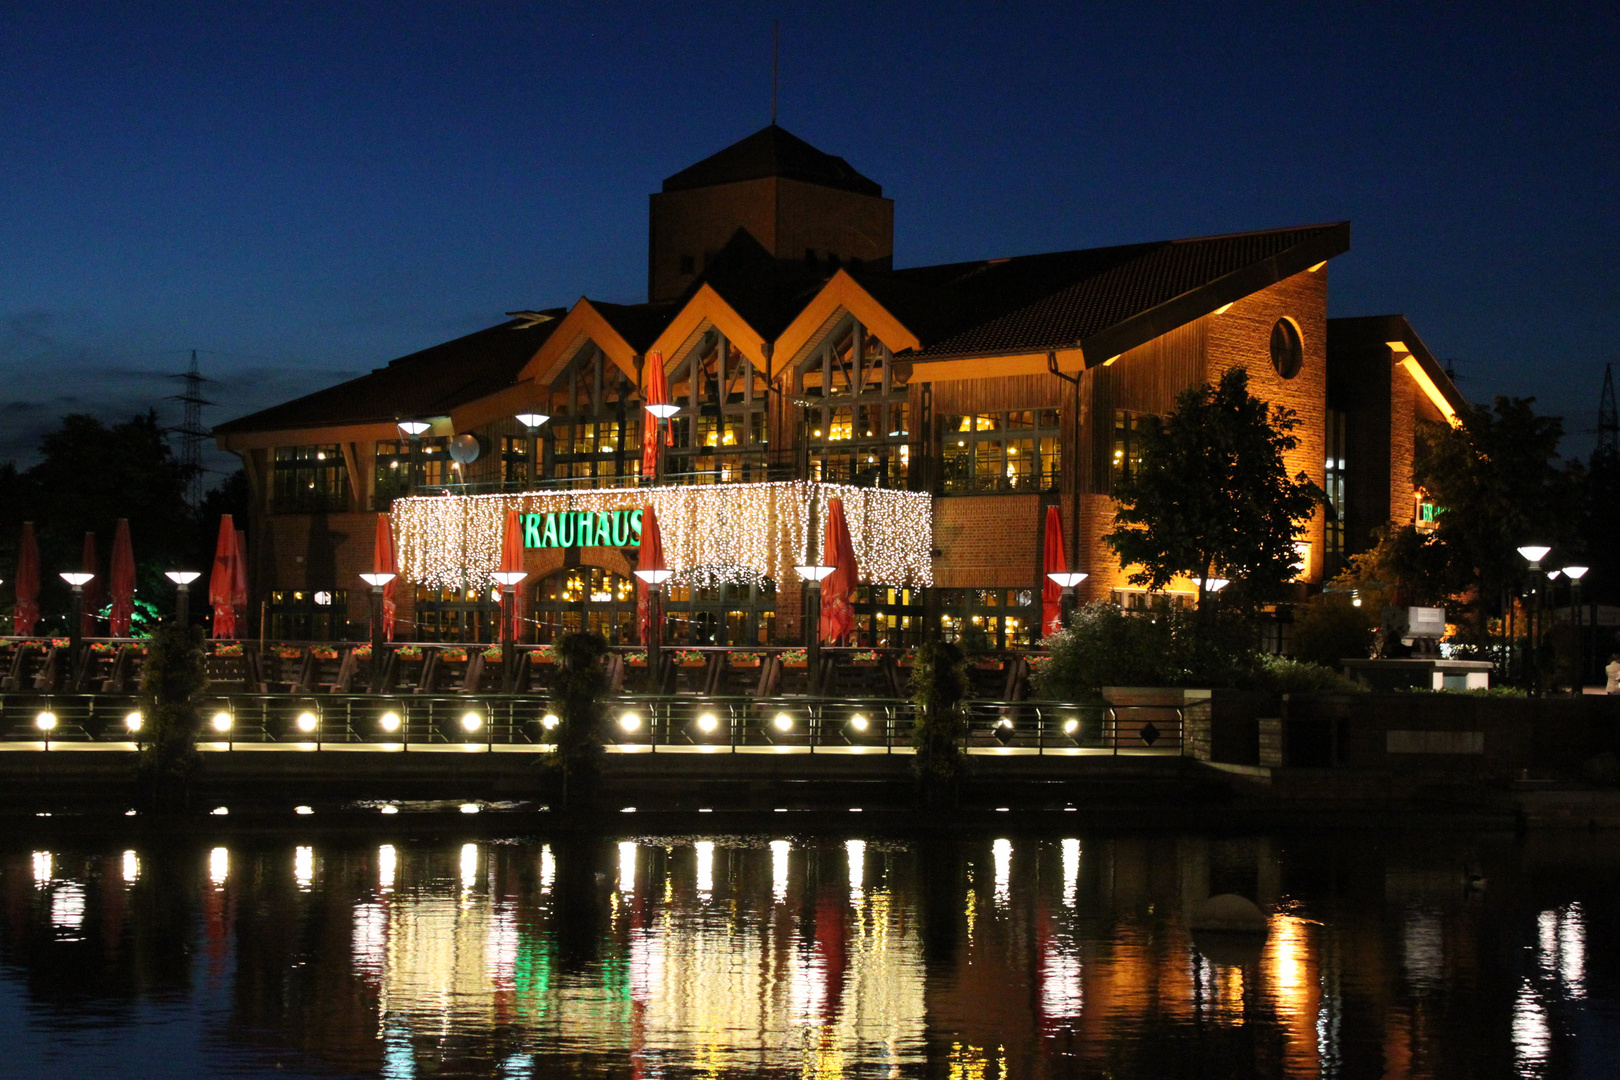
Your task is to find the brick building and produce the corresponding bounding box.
[215,125,1464,648]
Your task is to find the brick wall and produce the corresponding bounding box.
[932,495,1043,589]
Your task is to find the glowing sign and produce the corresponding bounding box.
[523,509,642,549]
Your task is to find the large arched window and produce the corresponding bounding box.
[412,585,499,643]
[662,577,777,646]
[794,316,912,488]
[546,344,642,488]
[530,567,637,644]
[666,330,772,484]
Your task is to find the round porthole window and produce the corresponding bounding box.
[1270,318,1303,379]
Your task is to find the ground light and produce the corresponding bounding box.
[619,712,642,733]
[460,712,482,733]
[1061,716,1081,743]
[847,713,870,738]
[773,712,794,731]
[541,713,560,730]
[995,717,1015,745]
[296,711,318,733]
[379,711,402,733]
[211,712,232,733]
[696,712,720,735]
[124,711,142,733]
[34,711,56,731]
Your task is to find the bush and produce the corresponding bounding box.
[1032,600,1259,699]
[137,622,207,812]
[910,641,970,805]
[1289,595,1374,668]
[1249,655,1365,696]
[548,631,608,810]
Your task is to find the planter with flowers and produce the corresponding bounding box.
[312,647,339,661]
[728,651,763,668]
[529,644,556,664]
[214,643,244,658]
[395,645,423,662]
[625,651,648,667]
[277,646,304,661]
[481,646,504,663]
[50,638,69,650]
[896,650,917,668]
[439,647,469,664]
[850,649,882,668]
[674,649,707,668]
[89,642,119,656]
[780,648,808,669]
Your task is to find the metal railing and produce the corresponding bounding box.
[0,693,1181,755]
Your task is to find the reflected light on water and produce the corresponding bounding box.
[540,844,554,893]
[378,844,397,892]
[460,844,478,892]
[294,846,314,890]
[847,839,866,903]
[1513,977,1551,1076]
[993,839,1012,907]
[618,841,636,894]
[771,840,790,902]
[121,849,139,884]
[1061,838,1080,907]
[51,883,85,938]
[352,902,386,982]
[31,851,51,886]
[209,847,228,887]
[695,841,715,897]
[1403,910,1444,989]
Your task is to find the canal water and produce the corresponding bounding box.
[2,826,1617,1078]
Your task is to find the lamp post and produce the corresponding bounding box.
[794,564,836,690]
[1046,572,1088,629]
[398,420,430,496]
[645,402,680,484]
[492,571,528,691]
[60,571,94,680]
[515,413,549,488]
[359,572,396,691]
[633,568,674,688]
[1564,565,1589,693]
[165,570,200,627]
[1518,545,1551,693]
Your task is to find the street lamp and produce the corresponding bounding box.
[515,413,549,488]
[359,572,396,691]
[492,570,528,691]
[644,401,680,483]
[60,571,94,679]
[165,570,200,626]
[398,420,430,497]
[1564,565,1590,693]
[795,564,836,691]
[632,568,674,688]
[1519,545,1552,693]
[1046,571,1088,628]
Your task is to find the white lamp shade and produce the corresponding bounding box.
[633,569,674,585]
[515,413,550,428]
[1563,565,1590,580]
[359,572,396,587]
[1546,570,1562,580]
[59,572,94,587]
[165,570,201,585]
[492,571,528,587]
[793,564,836,582]
[644,403,680,420]
[1046,572,1088,588]
[1203,578,1230,592]
[1518,545,1552,564]
[398,420,431,437]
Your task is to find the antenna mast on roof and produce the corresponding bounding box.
[168,349,213,506]
[1599,362,1619,460]
[771,20,779,125]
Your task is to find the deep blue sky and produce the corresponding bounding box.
[1,1,1615,477]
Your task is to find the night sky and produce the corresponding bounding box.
[1,2,1615,478]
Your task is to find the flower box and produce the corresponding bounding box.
[215,644,244,657]
[90,642,118,655]
[530,645,556,664]
[396,646,423,661]
[50,638,69,649]
[439,648,469,663]
[482,647,504,662]
[779,649,808,669]
[277,648,304,660]
[312,649,339,661]
[625,651,648,667]
[850,650,882,667]
[353,646,373,659]
[974,659,1005,671]
[897,652,916,668]
[729,651,763,668]
[674,650,706,668]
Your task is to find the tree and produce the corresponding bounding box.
[909,641,970,807]
[548,631,609,810]
[1104,367,1324,614]
[1412,397,1578,645]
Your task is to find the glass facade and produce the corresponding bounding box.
[272,445,348,512]
[938,588,1038,650]
[940,410,1060,493]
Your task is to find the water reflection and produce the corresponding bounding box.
[0,832,1617,1077]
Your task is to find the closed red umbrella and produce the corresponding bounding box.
[640,351,673,478]
[1042,505,1067,638]
[500,508,525,642]
[13,522,39,636]
[635,504,666,645]
[109,519,136,637]
[372,513,398,641]
[208,516,237,639]
[819,497,858,644]
[80,531,102,637]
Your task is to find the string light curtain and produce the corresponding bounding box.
[391,481,933,592]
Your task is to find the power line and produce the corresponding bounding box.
[168,349,213,506]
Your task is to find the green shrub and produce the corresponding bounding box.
[137,622,207,813]
[1289,596,1374,667]
[548,631,609,810]
[1032,600,1259,699]
[910,641,970,805]
[1249,655,1366,696]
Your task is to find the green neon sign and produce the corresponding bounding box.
[523,510,642,548]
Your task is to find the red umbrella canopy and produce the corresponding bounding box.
[80,531,102,636]
[12,522,39,636]
[635,504,666,645]
[500,508,525,642]
[208,515,237,639]
[640,351,673,477]
[1042,505,1068,638]
[109,519,136,637]
[233,533,249,610]
[373,513,398,641]
[819,497,859,645]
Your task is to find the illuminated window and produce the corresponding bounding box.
[547,344,641,489]
[412,584,498,644]
[663,577,777,646]
[1324,408,1347,574]
[667,330,769,485]
[272,445,348,512]
[267,589,350,641]
[795,318,912,489]
[1270,318,1303,380]
[938,588,1036,649]
[531,568,638,644]
[500,435,533,486]
[1111,410,1149,490]
[374,437,451,508]
[942,410,1060,494]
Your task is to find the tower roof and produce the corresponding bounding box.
[661,124,882,196]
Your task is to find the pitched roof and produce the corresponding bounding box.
[587,299,679,353]
[661,124,883,197]
[214,311,566,435]
[887,223,1350,361]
